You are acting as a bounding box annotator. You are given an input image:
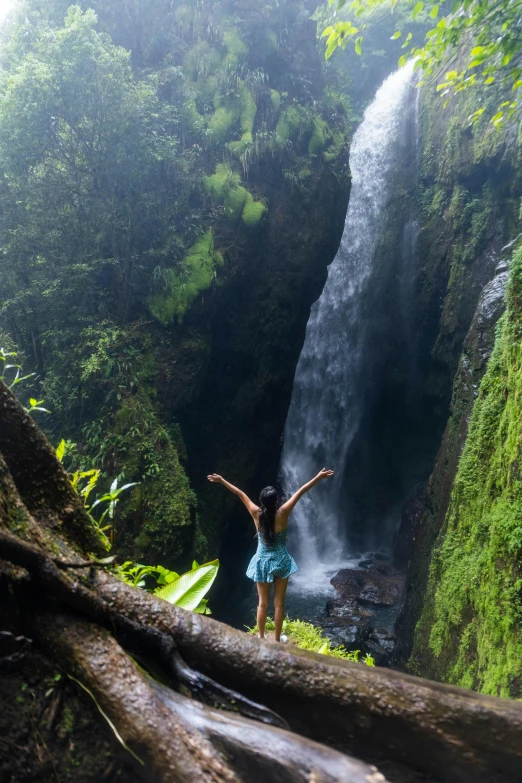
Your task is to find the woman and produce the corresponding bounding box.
[207,468,334,642]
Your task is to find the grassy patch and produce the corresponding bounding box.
[249,617,375,665]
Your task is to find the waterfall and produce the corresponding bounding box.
[280,65,415,586]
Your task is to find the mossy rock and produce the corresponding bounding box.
[270,89,281,113]
[323,131,346,163]
[183,98,205,130]
[223,29,248,60]
[183,42,220,82]
[209,105,238,144]
[239,85,257,144]
[148,231,224,326]
[227,184,249,220]
[203,162,240,199]
[275,104,312,145]
[261,28,278,56]
[204,163,266,226]
[221,52,239,74]
[194,75,218,103]
[309,116,330,155]
[242,192,266,226]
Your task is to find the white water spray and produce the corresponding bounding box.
[280,65,414,590]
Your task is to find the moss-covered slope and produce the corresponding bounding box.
[409,247,522,697]
[394,81,522,696]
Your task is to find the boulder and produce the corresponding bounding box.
[370,627,397,655]
[363,639,391,667]
[315,614,372,650]
[330,568,402,608]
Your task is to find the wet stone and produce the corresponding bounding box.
[330,568,401,608]
[326,597,373,620]
[315,615,372,650]
[370,627,397,655]
[363,638,391,667]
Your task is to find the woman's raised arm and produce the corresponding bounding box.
[279,468,334,518]
[207,474,259,517]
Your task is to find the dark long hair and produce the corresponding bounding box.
[258,486,278,546]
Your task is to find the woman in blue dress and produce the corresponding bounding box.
[207,468,334,642]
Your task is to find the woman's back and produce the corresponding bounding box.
[256,527,288,549]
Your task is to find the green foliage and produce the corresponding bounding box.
[325,0,522,123]
[117,558,219,614]
[66,460,136,550]
[43,324,197,562]
[412,246,522,697]
[204,164,266,226]
[270,89,281,112]
[0,346,49,415]
[276,104,312,144]
[155,558,219,613]
[249,617,375,665]
[241,194,267,227]
[0,0,350,572]
[309,116,330,155]
[239,84,257,144]
[148,231,224,326]
[223,29,248,60]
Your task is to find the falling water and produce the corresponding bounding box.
[280,65,415,591]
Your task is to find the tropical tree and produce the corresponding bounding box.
[0,5,181,355]
[323,0,522,123]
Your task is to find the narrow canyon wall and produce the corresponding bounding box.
[395,83,522,696]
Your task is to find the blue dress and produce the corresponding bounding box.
[246,529,298,583]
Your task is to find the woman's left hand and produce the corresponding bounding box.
[317,467,334,480]
[207,474,223,483]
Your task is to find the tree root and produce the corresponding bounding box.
[35,610,388,783]
[0,631,32,668]
[170,649,288,729]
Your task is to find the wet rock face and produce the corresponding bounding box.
[315,611,372,649]
[365,629,399,667]
[326,562,404,664]
[331,568,402,608]
[395,263,510,667]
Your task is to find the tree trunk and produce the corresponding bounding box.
[1,377,522,783]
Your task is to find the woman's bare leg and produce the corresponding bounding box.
[273,577,289,642]
[256,582,270,638]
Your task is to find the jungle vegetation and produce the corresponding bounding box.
[0,0,351,567]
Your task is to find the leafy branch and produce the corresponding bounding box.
[324,0,522,124]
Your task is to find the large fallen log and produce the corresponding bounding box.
[1,376,522,783]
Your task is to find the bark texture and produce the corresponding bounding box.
[1,377,522,783]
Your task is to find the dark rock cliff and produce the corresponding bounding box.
[166,160,350,573]
[392,83,522,691]
[395,256,510,665]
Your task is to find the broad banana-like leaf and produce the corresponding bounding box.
[154,559,219,611]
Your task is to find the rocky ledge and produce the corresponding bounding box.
[315,554,405,666]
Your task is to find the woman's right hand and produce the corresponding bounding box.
[317,467,334,480]
[207,474,223,483]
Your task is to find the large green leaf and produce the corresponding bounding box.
[154,559,219,611]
